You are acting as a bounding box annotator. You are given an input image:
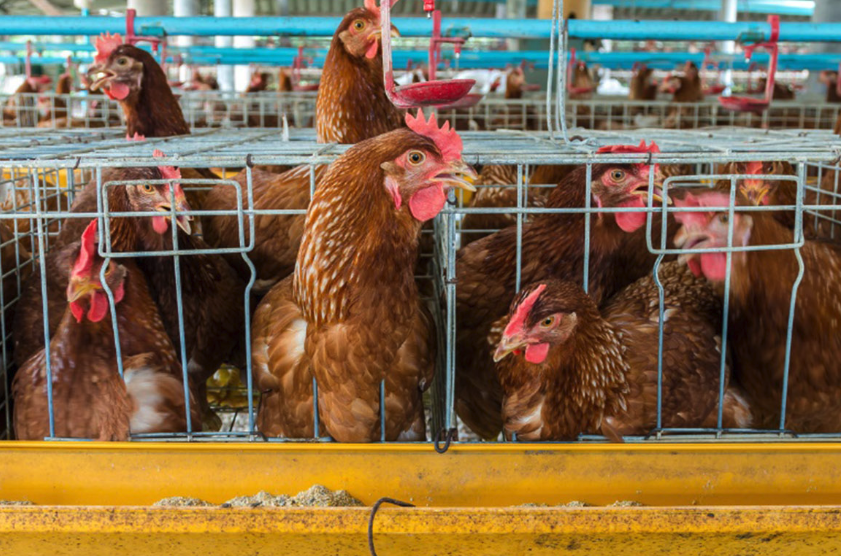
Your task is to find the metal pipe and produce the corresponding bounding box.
[2,16,841,42]
[593,0,814,17]
[11,50,841,71]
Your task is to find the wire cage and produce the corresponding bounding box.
[0,5,840,449]
[0,124,840,445]
[3,89,841,133]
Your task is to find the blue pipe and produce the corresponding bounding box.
[592,0,814,17]
[0,16,840,42]
[10,50,841,72]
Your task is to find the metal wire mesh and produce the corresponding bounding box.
[4,91,840,133]
[0,126,838,443]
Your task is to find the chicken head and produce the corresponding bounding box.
[339,0,400,60]
[494,280,584,365]
[673,191,753,282]
[718,160,795,207]
[67,220,127,323]
[381,110,478,222]
[89,33,144,101]
[591,141,666,233]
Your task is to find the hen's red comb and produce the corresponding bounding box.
[72,219,98,277]
[153,149,182,182]
[94,32,123,65]
[596,140,660,155]
[504,284,547,338]
[406,109,463,162]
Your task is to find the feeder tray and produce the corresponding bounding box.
[391,79,476,108]
[381,0,475,108]
[437,91,484,109]
[718,15,779,114]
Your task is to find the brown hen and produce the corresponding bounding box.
[252,112,476,441]
[203,0,405,288]
[13,220,200,440]
[18,162,244,429]
[493,264,751,441]
[675,191,841,432]
[456,143,671,439]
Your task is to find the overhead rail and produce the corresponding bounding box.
[7,44,841,72]
[0,16,840,42]
[593,0,814,17]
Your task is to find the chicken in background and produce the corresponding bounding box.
[460,164,573,245]
[674,191,841,432]
[660,62,704,129]
[203,0,405,290]
[714,160,841,242]
[13,220,201,440]
[493,267,751,441]
[37,65,74,127]
[568,61,597,129]
[252,111,477,441]
[819,70,841,105]
[3,75,52,128]
[455,142,673,439]
[18,156,245,431]
[629,64,657,102]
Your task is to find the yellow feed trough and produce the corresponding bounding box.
[0,441,840,554]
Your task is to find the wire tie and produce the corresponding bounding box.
[434,427,457,454]
[246,154,254,168]
[73,157,81,170]
[368,497,415,556]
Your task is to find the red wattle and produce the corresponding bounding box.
[408,183,446,222]
[700,253,728,282]
[152,215,169,235]
[70,301,85,323]
[365,40,379,60]
[87,292,110,323]
[615,198,647,233]
[525,343,550,364]
[108,82,130,100]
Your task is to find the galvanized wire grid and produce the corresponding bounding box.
[4,91,841,133]
[0,128,839,443]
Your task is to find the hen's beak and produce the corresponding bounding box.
[434,160,479,193]
[89,68,115,92]
[673,230,710,266]
[743,182,769,206]
[66,278,97,304]
[630,180,671,205]
[156,197,193,235]
[493,334,526,363]
[369,25,400,40]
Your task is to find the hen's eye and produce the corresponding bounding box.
[719,213,729,224]
[353,19,366,31]
[141,184,155,193]
[540,316,556,328]
[408,151,425,165]
[611,170,625,181]
[117,56,130,66]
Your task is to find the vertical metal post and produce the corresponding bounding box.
[233,0,256,93]
[720,0,738,95]
[215,0,235,92]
